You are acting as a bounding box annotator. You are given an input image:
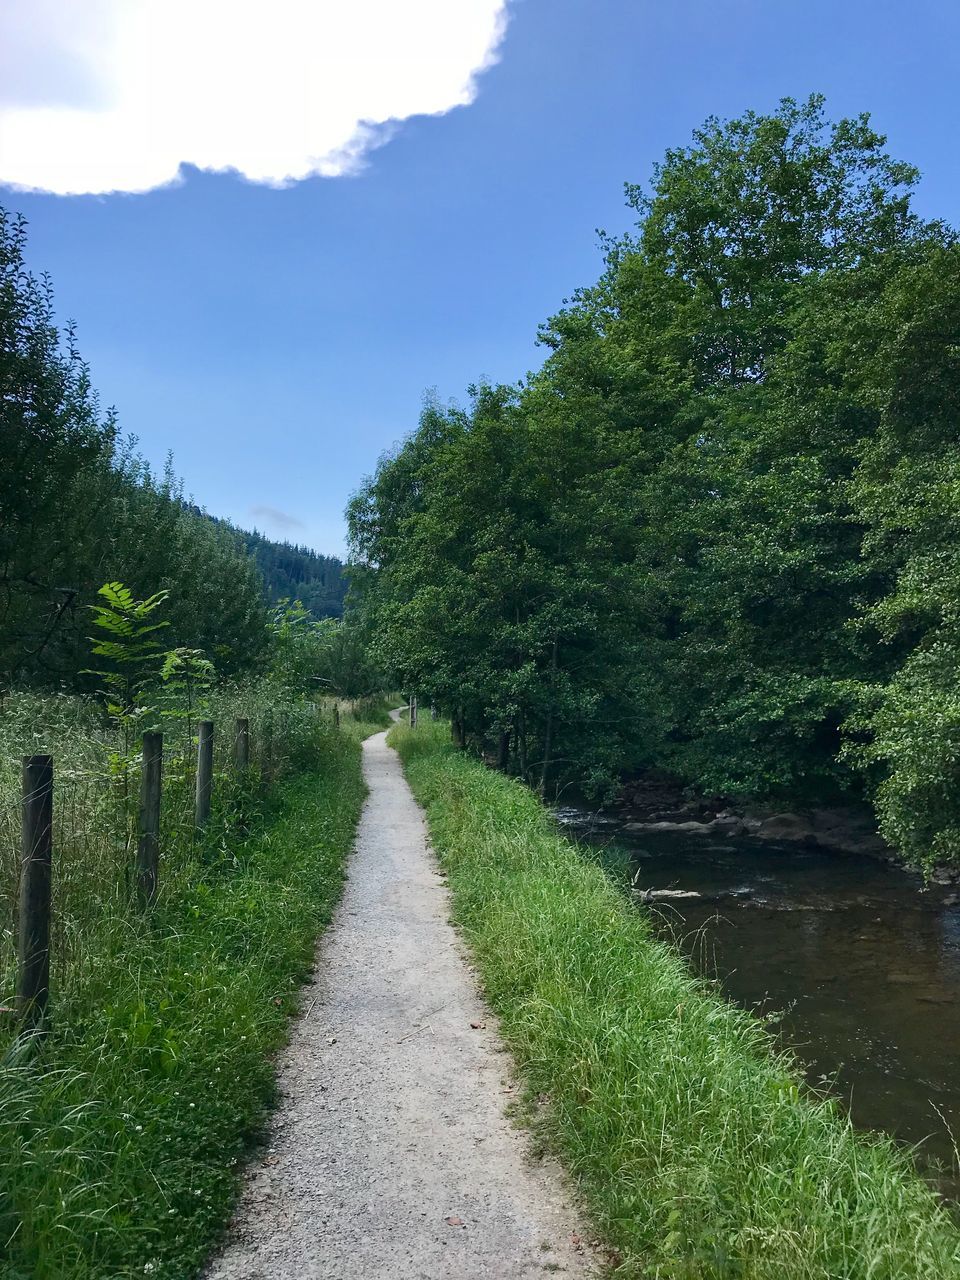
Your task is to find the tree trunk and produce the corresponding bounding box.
[539,636,558,796]
[517,713,528,781]
[452,705,466,749]
[538,709,553,796]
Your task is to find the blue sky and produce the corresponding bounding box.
[5,0,959,555]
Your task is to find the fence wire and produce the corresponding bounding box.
[0,698,340,1015]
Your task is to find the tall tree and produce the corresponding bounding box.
[348,95,960,872]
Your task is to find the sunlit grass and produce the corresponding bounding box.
[392,719,960,1280]
[0,689,389,1279]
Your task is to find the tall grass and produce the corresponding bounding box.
[0,686,357,1010]
[392,720,960,1280]
[0,688,389,1278]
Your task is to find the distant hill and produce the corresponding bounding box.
[240,528,348,619]
[191,508,349,619]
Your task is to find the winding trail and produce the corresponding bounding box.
[206,720,597,1279]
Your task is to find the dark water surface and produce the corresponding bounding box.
[559,810,960,1195]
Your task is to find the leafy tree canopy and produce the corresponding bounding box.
[350,95,960,868]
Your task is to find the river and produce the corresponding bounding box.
[558,809,960,1196]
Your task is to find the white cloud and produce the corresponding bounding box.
[0,0,510,196]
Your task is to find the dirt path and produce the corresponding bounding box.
[206,721,597,1279]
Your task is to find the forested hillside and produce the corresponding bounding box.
[192,514,348,618]
[240,528,347,618]
[349,95,960,868]
[1,207,347,691]
[0,206,264,685]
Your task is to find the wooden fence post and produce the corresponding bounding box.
[263,714,273,781]
[195,720,214,831]
[234,718,250,771]
[16,755,53,1029]
[333,703,340,730]
[137,732,162,908]
[410,695,418,729]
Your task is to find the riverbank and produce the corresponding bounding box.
[1,705,388,1280]
[392,720,960,1280]
[616,770,891,856]
[568,815,960,1196]
[609,769,960,887]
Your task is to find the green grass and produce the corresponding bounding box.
[0,696,389,1279]
[390,720,960,1280]
[0,688,383,1009]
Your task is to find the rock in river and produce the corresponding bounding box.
[757,813,816,842]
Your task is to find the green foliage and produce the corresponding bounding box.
[158,648,216,726]
[86,582,170,731]
[0,208,269,690]
[267,601,385,700]
[0,736,368,1279]
[310,615,385,699]
[615,93,922,387]
[0,684,390,1278]
[846,649,960,872]
[350,95,960,863]
[392,721,960,1279]
[349,385,651,796]
[238,526,347,619]
[839,245,960,864]
[265,599,323,695]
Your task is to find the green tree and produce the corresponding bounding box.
[0,205,270,688]
[843,245,960,865]
[349,95,960,870]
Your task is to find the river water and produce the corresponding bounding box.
[559,810,960,1196]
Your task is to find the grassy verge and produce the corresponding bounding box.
[0,707,387,1280]
[390,720,960,1280]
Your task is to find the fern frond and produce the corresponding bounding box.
[97,582,134,610]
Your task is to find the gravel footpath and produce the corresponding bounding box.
[205,723,599,1279]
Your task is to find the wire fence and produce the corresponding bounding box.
[0,698,340,1032]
